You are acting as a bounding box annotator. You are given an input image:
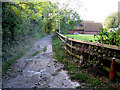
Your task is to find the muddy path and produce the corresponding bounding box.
[2,35,80,88]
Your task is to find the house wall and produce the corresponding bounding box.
[67,21,102,34]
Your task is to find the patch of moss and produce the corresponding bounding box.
[43,46,47,52]
[32,51,40,56]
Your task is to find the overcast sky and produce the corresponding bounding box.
[57,0,120,23]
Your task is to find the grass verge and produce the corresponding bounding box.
[52,34,110,88]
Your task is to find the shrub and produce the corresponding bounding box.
[94,27,120,46]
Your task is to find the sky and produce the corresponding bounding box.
[57,0,120,24]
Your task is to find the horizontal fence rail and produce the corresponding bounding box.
[56,31,120,78]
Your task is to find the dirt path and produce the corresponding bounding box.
[2,35,80,88]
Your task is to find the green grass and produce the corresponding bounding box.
[65,34,95,42]
[43,46,47,52]
[70,72,87,82]
[32,51,40,56]
[52,35,64,62]
[32,46,47,56]
[86,76,102,87]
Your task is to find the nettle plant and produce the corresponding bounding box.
[94,27,120,46]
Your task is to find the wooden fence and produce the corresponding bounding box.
[56,31,120,78]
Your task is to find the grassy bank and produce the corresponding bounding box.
[2,33,45,76]
[52,35,102,88]
[52,34,119,88]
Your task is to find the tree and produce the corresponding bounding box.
[59,8,83,34]
[2,2,58,61]
[104,12,119,29]
[2,1,83,61]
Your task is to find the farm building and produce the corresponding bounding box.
[68,21,102,34]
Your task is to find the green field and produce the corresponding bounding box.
[65,34,95,42]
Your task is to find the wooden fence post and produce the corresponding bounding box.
[88,45,91,61]
[71,41,73,54]
[65,37,68,50]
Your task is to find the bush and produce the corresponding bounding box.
[94,27,120,46]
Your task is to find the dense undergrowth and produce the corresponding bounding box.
[52,34,120,89]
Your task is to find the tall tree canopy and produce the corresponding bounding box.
[2,1,83,61]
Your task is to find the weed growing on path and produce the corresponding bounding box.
[32,51,40,56]
[43,46,47,52]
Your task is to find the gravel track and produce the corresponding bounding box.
[2,35,80,88]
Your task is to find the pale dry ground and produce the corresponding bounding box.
[2,35,80,88]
